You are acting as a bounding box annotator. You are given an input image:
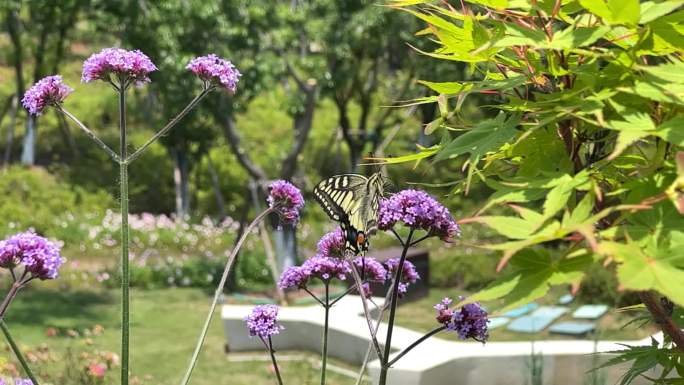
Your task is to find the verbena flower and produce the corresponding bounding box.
[316,228,345,259]
[378,189,460,241]
[433,297,454,324]
[353,257,387,297]
[186,54,241,92]
[385,258,420,296]
[0,232,64,280]
[436,297,489,342]
[245,304,283,339]
[277,256,351,289]
[278,265,308,289]
[267,180,304,224]
[22,75,73,116]
[82,48,157,85]
[13,380,34,385]
[301,256,351,283]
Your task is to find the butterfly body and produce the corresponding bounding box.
[313,173,384,254]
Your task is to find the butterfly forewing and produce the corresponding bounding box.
[313,173,384,254]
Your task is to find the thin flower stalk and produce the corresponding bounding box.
[58,106,120,163]
[378,228,414,385]
[387,326,446,367]
[346,256,384,362]
[267,337,284,385]
[180,207,275,385]
[0,320,40,385]
[354,289,392,385]
[319,283,332,385]
[126,88,212,163]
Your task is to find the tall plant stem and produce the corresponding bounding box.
[268,337,284,385]
[378,228,414,385]
[180,207,274,385]
[1,319,40,385]
[119,86,130,385]
[321,283,330,385]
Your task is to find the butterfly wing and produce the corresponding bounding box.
[314,173,383,254]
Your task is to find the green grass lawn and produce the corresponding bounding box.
[1,283,655,384]
[2,287,355,385]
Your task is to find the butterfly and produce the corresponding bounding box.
[313,173,385,255]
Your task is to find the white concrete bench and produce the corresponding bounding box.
[223,296,657,385]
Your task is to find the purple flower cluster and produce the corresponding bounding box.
[22,75,73,116]
[186,54,241,93]
[378,189,460,242]
[0,232,64,280]
[278,255,351,289]
[245,304,283,339]
[82,48,157,85]
[385,258,420,296]
[353,257,387,297]
[434,297,489,342]
[316,228,345,259]
[0,379,33,385]
[267,180,305,224]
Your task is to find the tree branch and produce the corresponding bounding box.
[213,98,268,182]
[640,291,684,354]
[281,82,317,180]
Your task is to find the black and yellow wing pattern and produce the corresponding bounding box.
[313,173,384,254]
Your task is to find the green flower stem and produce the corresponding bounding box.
[180,207,275,385]
[0,282,22,319]
[58,106,121,163]
[378,228,414,385]
[1,319,40,385]
[126,88,211,164]
[387,326,446,367]
[321,283,330,385]
[119,84,130,385]
[268,337,284,385]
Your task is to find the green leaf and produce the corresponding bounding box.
[653,116,684,146]
[480,187,548,212]
[579,0,641,25]
[640,1,684,24]
[465,249,593,312]
[494,23,548,48]
[599,240,684,307]
[418,76,527,95]
[548,26,610,49]
[367,145,439,165]
[469,216,539,239]
[579,0,612,21]
[606,112,656,158]
[466,0,508,9]
[434,112,521,164]
[608,0,640,25]
[640,62,684,85]
[418,81,474,94]
[542,174,575,219]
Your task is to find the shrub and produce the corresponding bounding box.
[0,166,112,244]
